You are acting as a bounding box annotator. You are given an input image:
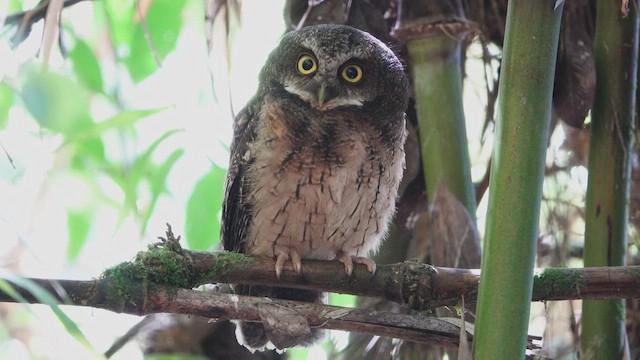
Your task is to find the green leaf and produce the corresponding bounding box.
[67,209,91,261]
[95,108,169,133]
[185,166,226,250]
[0,279,27,303]
[7,0,22,12]
[70,137,106,171]
[104,0,188,82]
[117,129,179,217]
[21,72,91,135]
[0,82,13,130]
[69,38,104,93]
[140,149,184,234]
[286,347,309,360]
[0,272,97,355]
[149,150,184,195]
[128,129,180,195]
[64,107,169,144]
[127,0,188,81]
[103,0,135,51]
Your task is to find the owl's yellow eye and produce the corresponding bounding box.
[341,64,363,83]
[297,54,317,75]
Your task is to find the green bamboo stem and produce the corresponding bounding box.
[580,0,638,358]
[473,2,563,359]
[408,35,476,219]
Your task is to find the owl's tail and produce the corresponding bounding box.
[235,284,325,350]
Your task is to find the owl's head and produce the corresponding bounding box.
[259,24,408,112]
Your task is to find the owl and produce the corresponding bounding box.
[221,24,409,350]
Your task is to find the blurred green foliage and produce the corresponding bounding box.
[103,0,189,82]
[0,0,231,357]
[22,71,92,133]
[2,0,226,261]
[186,165,226,250]
[0,274,96,354]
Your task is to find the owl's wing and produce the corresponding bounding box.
[221,98,260,253]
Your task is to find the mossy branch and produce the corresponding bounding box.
[2,231,640,311]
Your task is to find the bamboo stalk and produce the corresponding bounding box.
[580,0,639,358]
[407,35,476,217]
[473,1,563,359]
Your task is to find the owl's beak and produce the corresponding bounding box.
[317,84,327,107]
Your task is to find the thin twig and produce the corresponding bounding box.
[0,141,16,169]
[134,0,162,68]
[41,0,64,68]
[5,0,91,47]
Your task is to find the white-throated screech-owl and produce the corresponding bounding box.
[221,24,409,350]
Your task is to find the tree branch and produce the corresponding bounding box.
[3,242,639,311]
[1,276,480,348]
[184,250,640,307]
[1,229,639,350]
[3,0,92,47]
[4,0,90,26]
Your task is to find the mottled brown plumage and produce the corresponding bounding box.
[221,24,409,350]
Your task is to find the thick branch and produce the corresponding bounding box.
[186,251,640,308]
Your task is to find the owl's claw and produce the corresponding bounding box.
[336,253,377,276]
[290,250,302,275]
[336,253,354,275]
[274,248,303,280]
[353,256,377,273]
[275,252,289,280]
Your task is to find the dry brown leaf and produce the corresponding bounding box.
[322,308,352,319]
[257,303,312,349]
[439,317,475,335]
[429,183,482,269]
[561,124,590,166]
[457,297,472,360]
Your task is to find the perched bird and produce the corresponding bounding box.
[221,24,409,350]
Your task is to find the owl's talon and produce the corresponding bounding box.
[290,249,302,275]
[274,249,303,279]
[353,256,377,274]
[336,252,354,276]
[275,252,290,280]
[336,253,377,275]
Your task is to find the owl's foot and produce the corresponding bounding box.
[335,252,377,276]
[274,248,302,280]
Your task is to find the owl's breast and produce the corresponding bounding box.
[243,100,405,261]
